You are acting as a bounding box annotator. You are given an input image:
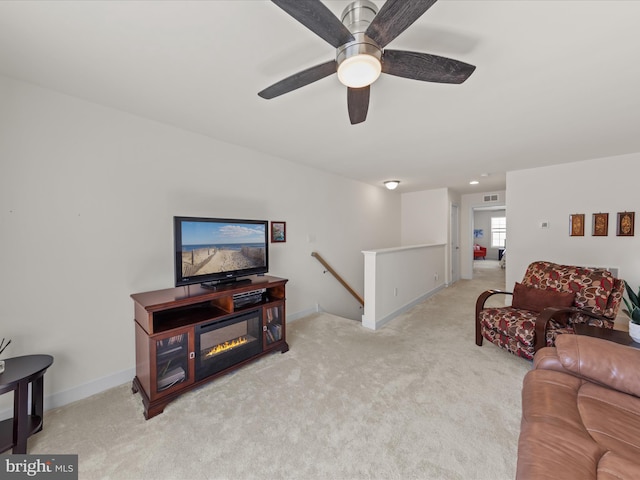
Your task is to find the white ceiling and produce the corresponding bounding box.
[1,1,639,194]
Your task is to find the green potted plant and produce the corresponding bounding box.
[623,281,640,342]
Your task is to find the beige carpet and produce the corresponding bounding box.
[28,266,531,479]
[473,259,501,270]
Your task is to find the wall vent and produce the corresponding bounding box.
[483,194,499,202]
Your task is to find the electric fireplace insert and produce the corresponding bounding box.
[195,309,262,381]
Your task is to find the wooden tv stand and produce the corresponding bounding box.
[131,275,288,419]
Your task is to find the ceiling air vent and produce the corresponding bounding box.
[483,194,499,202]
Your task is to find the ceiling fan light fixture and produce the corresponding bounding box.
[337,53,381,88]
[336,31,382,88]
[384,180,400,190]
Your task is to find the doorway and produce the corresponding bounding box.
[472,206,506,259]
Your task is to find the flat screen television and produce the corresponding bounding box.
[174,216,269,287]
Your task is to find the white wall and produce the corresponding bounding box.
[400,188,449,245]
[0,75,401,411]
[401,187,458,284]
[506,154,640,294]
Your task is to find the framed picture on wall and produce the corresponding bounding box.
[617,212,635,237]
[271,221,286,243]
[569,214,585,236]
[592,213,608,236]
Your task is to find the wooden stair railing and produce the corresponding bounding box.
[311,252,364,306]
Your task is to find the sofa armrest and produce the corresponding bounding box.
[537,334,640,398]
[533,306,576,351]
[475,289,513,346]
[532,346,566,372]
[533,306,614,352]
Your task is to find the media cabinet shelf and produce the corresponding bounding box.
[131,275,288,419]
[152,304,230,333]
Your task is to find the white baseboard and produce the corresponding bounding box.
[369,284,446,330]
[286,305,320,322]
[0,367,135,421]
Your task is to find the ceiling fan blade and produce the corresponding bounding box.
[258,60,337,99]
[382,50,476,84]
[366,0,438,48]
[271,0,354,48]
[347,86,370,125]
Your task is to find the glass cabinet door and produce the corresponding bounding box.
[154,328,192,396]
[263,302,284,348]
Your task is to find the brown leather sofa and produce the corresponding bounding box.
[517,334,640,479]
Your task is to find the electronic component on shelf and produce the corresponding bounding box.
[233,288,266,308]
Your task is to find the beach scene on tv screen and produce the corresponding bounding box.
[181,221,266,277]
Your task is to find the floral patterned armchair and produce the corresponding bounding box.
[475,261,624,360]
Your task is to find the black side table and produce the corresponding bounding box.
[0,354,54,454]
[573,324,640,349]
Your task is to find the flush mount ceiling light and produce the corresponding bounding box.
[469,180,479,185]
[384,180,400,190]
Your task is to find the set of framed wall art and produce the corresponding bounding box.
[569,212,635,237]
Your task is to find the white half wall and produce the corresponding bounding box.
[362,244,446,330]
[0,75,401,413]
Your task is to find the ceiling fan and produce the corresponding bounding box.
[258,0,476,125]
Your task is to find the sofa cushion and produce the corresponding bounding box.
[521,261,616,316]
[512,282,575,312]
[479,307,538,347]
[578,382,640,463]
[518,367,640,480]
[556,334,640,398]
[597,452,640,480]
[518,366,640,479]
[480,325,535,360]
[518,369,604,480]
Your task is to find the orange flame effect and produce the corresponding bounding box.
[205,336,249,357]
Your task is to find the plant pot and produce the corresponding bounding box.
[629,322,640,343]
